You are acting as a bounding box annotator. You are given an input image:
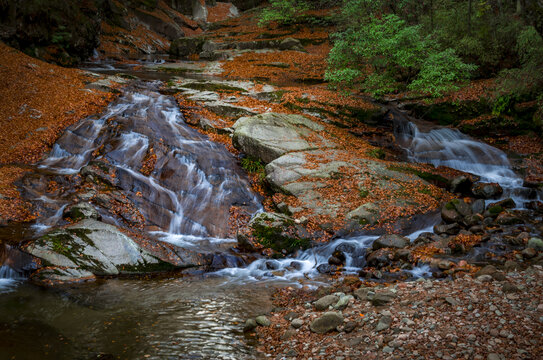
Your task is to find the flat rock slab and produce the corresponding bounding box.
[233,112,335,164]
[24,219,178,283]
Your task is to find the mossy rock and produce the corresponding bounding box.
[249,212,310,254]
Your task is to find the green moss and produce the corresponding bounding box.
[387,165,449,187]
[241,156,266,181]
[156,67,204,74]
[359,189,369,198]
[180,82,246,93]
[251,222,309,254]
[418,188,432,195]
[488,205,504,214]
[367,148,386,159]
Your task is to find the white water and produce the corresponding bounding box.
[394,119,540,206]
[34,82,261,242]
[216,227,435,286]
[219,118,538,284]
[0,265,23,293]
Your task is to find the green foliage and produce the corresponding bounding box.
[258,0,311,26]
[366,148,385,159]
[408,48,477,95]
[326,11,476,96]
[241,156,266,180]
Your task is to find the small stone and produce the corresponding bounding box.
[314,294,340,311]
[445,297,460,306]
[370,291,396,306]
[487,354,500,360]
[476,275,493,282]
[243,318,257,332]
[281,329,296,340]
[291,318,304,329]
[255,315,271,327]
[309,312,344,334]
[502,282,519,293]
[522,248,537,259]
[382,346,394,353]
[344,321,357,333]
[527,237,543,250]
[375,315,392,332]
[334,295,353,310]
[475,265,497,277]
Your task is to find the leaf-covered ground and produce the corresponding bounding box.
[0,42,116,223]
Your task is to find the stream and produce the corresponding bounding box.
[0,66,540,359]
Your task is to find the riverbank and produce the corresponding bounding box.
[249,264,543,359]
[0,42,120,225]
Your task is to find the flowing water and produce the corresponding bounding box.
[0,75,538,358]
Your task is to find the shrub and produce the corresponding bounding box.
[326,12,476,96]
[258,0,311,26]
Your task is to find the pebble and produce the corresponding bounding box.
[291,318,304,329]
[256,315,271,327]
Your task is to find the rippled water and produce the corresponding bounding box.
[0,277,273,360]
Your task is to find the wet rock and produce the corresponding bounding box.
[23,219,174,282]
[527,201,543,213]
[309,312,344,334]
[394,248,412,261]
[527,237,543,250]
[366,248,394,268]
[317,263,338,274]
[414,232,441,244]
[471,199,486,214]
[375,315,392,331]
[496,212,523,225]
[315,294,339,311]
[372,234,409,250]
[248,212,310,254]
[463,214,483,227]
[291,318,304,329]
[255,315,271,327]
[232,112,331,164]
[243,318,257,332]
[492,198,516,209]
[434,223,461,235]
[450,175,472,194]
[521,247,537,259]
[471,182,503,199]
[63,202,101,221]
[441,204,462,223]
[328,250,346,265]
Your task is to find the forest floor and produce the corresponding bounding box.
[0,42,119,225]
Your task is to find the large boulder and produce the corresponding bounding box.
[169,36,206,58]
[372,234,409,250]
[232,113,335,164]
[246,212,310,253]
[471,182,503,199]
[23,219,206,284]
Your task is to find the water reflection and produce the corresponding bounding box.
[0,277,272,359]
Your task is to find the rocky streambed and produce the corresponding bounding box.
[0,57,542,359]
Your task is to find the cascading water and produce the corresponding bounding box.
[392,111,540,206]
[33,82,262,246]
